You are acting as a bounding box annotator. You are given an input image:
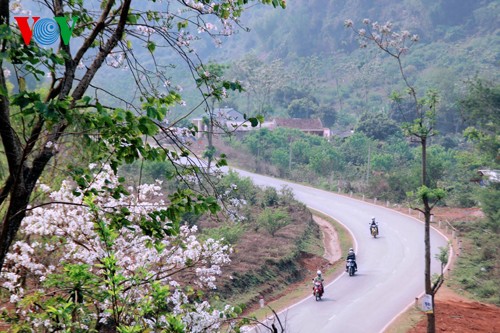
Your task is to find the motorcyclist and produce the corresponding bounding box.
[312,270,324,295]
[346,248,357,272]
[370,216,379,234]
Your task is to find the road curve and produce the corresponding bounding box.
[231,168,450,333]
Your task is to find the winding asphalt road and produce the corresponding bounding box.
[232,168,450,333]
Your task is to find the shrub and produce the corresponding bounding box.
[257,208,291,237]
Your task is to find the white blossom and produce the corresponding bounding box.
[0,165,233,331]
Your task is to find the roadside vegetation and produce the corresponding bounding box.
[448,183,500,305]
[1,0,498,332]
[120,164,328,311]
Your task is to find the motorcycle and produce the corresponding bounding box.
[370,223,379,238]
[312,281,323,301]
[346,259,356,276]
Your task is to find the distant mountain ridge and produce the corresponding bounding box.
[216,0,499,59]
[202,0,499,133]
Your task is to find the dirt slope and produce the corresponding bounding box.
[399,207,500,333]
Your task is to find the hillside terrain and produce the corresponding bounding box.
[1,0,498,331]
[207,0,500,129]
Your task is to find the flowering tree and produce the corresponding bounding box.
[1,166,236,331]
[345,19,446,333]
[0,0,285,275]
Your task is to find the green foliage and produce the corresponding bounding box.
[371,152,395,172]
[287,97,318,118]
[450,219,500,305]
[477,183,500,233]
[356,112,401,140]
[434,245,449,272]
[339,133,370,166]
[400,89,440,143]
[407,185,446,206]
[425,145,455,188]
[460,80,500,166]
[216,170,258,205]
[203,224,246,245]
[261,186,280,207]
[257,207,290,237]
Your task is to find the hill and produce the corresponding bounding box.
[204,0,500,134]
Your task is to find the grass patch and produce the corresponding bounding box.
[201,223,246,245]
[447,220,500,305]
[298,221,324,257]
[242,209,353,322]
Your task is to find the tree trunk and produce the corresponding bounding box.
[0,0,133,274]
[0,173,31,271]
[424,197,435,333]
[422,136,436,333]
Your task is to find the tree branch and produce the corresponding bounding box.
[73,0,117,66]
[72,0,132,101]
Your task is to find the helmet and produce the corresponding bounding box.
[349,248,354,253]
[371,216,375,221]
[317,270,322,275]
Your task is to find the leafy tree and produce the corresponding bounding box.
[199,62,237,169]
[460,79,500,166]
[356,111,401,140]
[270,148,290,175]
[309,145,336,174]
[257,207,290,237]
[216,170,258,206]
[0,0,283,274]
[478,183,500,233]
[339,132,370,166]
[315,103,337,128]
[371,152,395,172]
[261,186,280,207]
[274,86,309,107]
[287,97,318,118]
[231,55,290,117]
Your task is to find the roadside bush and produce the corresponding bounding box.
[203,224,246,245]
[261,186,280,207]
[257,208,291,237]
[450,219,500,305]
[279,185,296,206]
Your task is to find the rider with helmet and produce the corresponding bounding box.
[346,248,357,272]
[312,270,324,295]
[370,216,379,235]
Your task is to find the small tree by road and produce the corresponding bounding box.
[346,19,446,333]
[258,207,291,237]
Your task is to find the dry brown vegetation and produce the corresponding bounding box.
[199,200,326,309]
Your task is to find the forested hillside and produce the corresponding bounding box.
[25,0,495,133]
[211,0,500,134]
[178,0,496,208]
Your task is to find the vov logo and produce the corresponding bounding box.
[14,16,79,46]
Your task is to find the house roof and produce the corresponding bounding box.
[478,169,500,183]
[273,118,324,130]
[214,107,245,122]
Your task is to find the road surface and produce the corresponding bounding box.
[232,168,449,333]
